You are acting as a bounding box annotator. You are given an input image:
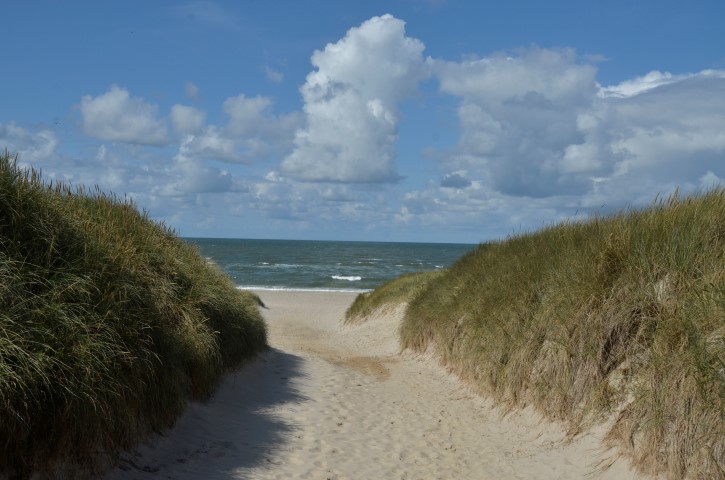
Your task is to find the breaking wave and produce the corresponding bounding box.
[332,275,362,282]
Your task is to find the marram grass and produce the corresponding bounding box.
[0,151,267,478]
[345,270,443,324]
[348,190,725,479]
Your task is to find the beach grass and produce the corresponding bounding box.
[345,270,443,324]
[0,151,267,478]
[349,189,725,479]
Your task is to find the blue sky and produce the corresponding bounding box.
[2,1,724,243]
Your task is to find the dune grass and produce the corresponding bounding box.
[350,190,725,479]
[0,151,267,478]
[345,271,443,324]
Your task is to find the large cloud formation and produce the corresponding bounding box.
[406,48,725,236]
[583,70,725,205]
[12,14,724,241]
[434,48,600,197]
[281,14,428,183]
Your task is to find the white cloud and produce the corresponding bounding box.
[8,20,724,243]
[433,47,599,197]
[598,70,686,98]
[154,139,235,196]
[79,85,169,146]
[441,171,472,188]
[96,144,107,161]
[171,104,206,134]
[223,94,274,137]
[240,175,395,229]
[175,94,301,165]
[154,93,304,197]
[431,48,725,202]
[177,128,240,163]
[282,14,429,183]
[699,171,723,189]
[575,71,725,190]
[395,49,725,239]
[158,161,233,196]
[436,47,597,107]
[0,123,58,163]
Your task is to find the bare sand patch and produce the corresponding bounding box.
[104,290,644,479]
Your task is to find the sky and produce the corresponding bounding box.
[2,1,724,244]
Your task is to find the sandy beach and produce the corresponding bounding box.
[104,290,643,479]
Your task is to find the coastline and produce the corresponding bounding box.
[237,285,372,294]
[104,290,641,479]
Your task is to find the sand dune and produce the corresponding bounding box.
[104,291,643,479]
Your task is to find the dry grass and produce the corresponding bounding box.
[345,271,443,324]
[0,151,267,478]
[354,189,725,479]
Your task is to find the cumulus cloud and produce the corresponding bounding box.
[240,175,396,231]
[176,128,240,163]
[282,14,428,183]
[430,48,725,206]
[223,94,274,137]
[147,92,304,200]
[171,104,206,134]
[155,139,234,196]
[0,123,58,162]
[441,172,472,189]
[8,18,724,242]
[79,85,169,145]
[598,70,687,98]
[177,94,301,165]
[699,171,722,189]
[394,49,725,239]
[569,70,725,206]
[157,161,233,196]
[433,47,599,197]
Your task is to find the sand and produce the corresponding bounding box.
[104,290,644,479]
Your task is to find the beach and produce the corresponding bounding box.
[104,290,642,479]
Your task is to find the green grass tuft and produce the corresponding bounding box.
[0,151,267,478]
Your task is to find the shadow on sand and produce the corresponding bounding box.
[105,347,307,479]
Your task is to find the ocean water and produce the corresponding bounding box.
[184,238,476,292]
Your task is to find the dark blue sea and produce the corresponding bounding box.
[184,238,475,292]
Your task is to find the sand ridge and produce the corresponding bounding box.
[103,290,643,479]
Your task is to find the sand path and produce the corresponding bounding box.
[105,291,642,479]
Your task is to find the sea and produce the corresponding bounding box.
[184,238,476,292]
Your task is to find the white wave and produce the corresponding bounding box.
[256,263,303,269]
[331,275,362,282]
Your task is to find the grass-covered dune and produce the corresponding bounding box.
[0,152,267,478]
[348,191,725,479]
